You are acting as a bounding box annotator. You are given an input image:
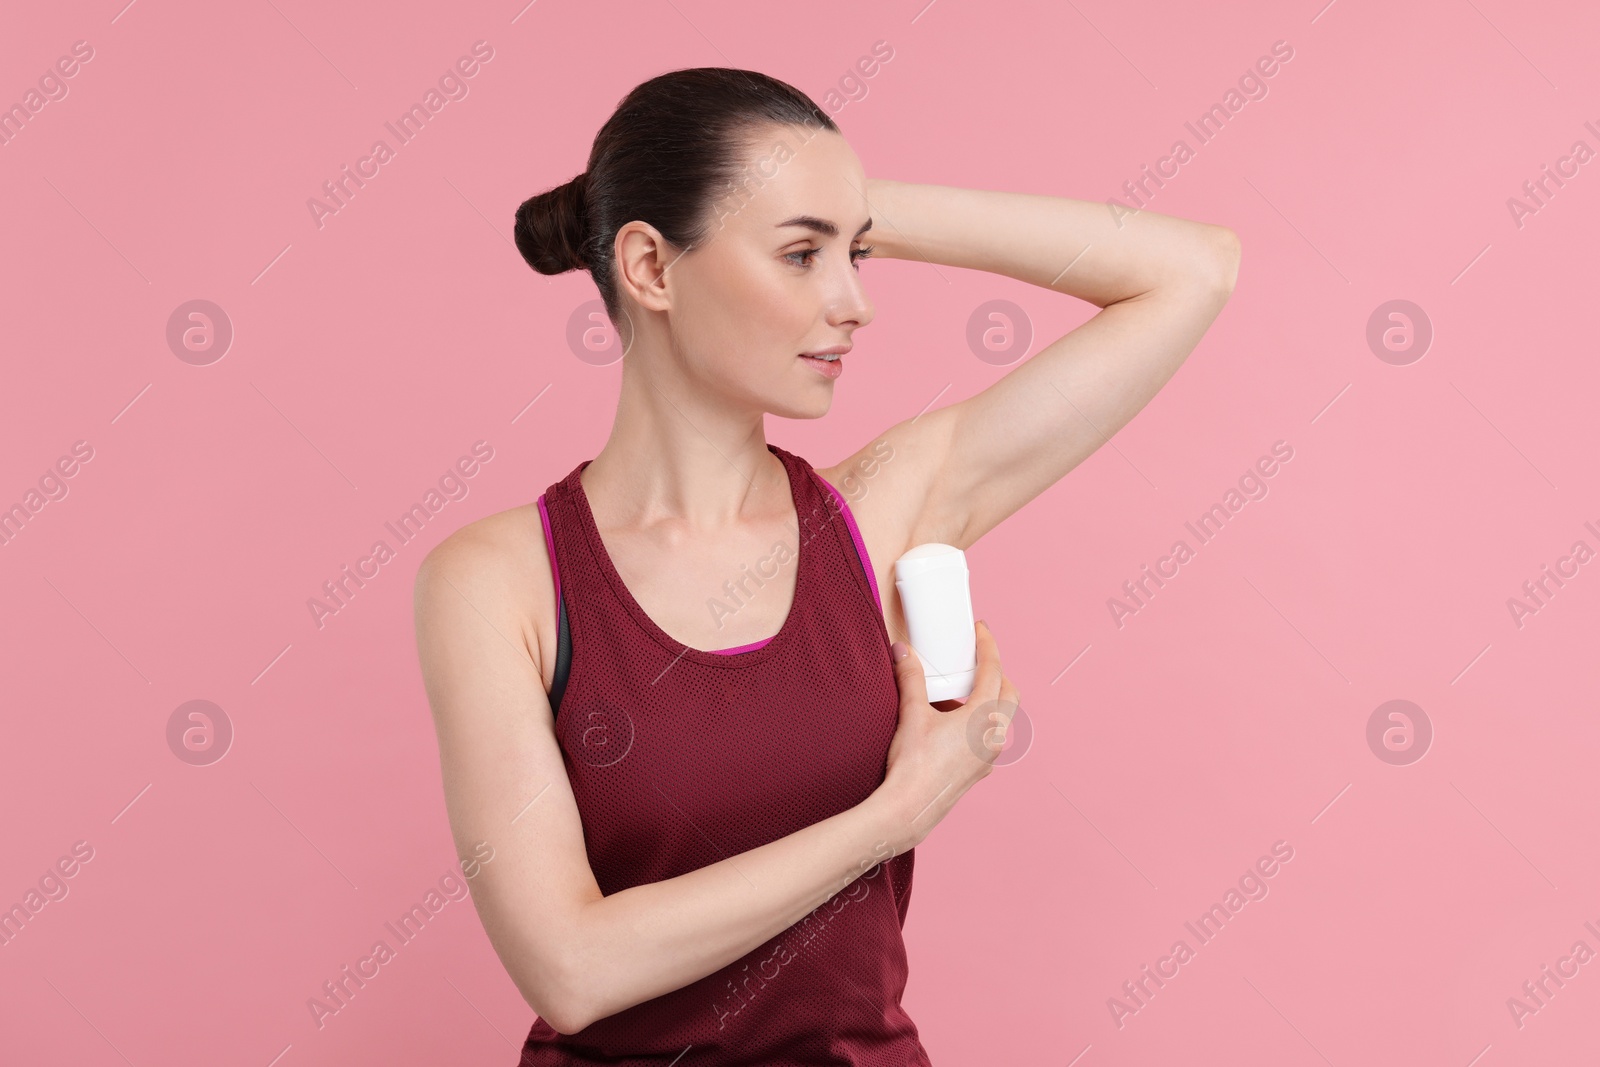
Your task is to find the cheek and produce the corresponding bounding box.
[698,265,804,355]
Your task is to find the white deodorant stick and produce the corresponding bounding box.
[893,543,977,702]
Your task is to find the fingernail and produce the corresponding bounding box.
[980,618,991,634]
[890,641,909,662]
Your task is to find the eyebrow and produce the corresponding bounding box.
[775,215,873,239]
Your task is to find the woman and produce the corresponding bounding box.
[414,67,1238,1064]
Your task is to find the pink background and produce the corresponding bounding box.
[3,0,1598,1063]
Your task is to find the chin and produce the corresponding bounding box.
[766,390,833,420]
[769,400,831,420]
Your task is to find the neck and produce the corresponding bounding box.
[580,348,785,532]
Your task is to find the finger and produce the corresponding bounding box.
[890,639,930,710]
[967,619,1003,705]
[958,672,1021,758]
[985,674,1022,742]
[996,672,1020,715]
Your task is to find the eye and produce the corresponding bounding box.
[784,245,877,268]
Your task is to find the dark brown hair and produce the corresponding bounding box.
[514,67,838,323]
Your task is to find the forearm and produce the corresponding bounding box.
[863,178,1235,307]
[565,787,911,1030]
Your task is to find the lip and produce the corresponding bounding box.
[798,351,845,380]
[799,344,852,358]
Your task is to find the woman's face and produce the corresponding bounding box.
[631,125,877,419]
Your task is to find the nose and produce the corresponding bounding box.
[825,255,875,332]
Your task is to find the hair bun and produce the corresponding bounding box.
[514,172,590,275]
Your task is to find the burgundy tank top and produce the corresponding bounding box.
[521,443,928,1066]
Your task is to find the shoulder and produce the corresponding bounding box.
[414,502,554,682]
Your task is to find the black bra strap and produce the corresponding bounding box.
[549,589,571,719]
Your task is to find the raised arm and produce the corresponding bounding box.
[412,521,919,1034]
[838,179,1240,551]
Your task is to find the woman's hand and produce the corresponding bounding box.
[874,620,1020,852]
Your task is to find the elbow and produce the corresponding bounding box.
[542,1003,590,1038]
[514,945,593,1036]
[525,974,590,1037]
[1205,226,1241,295]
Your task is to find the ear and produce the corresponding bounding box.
[614,221,682,314]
